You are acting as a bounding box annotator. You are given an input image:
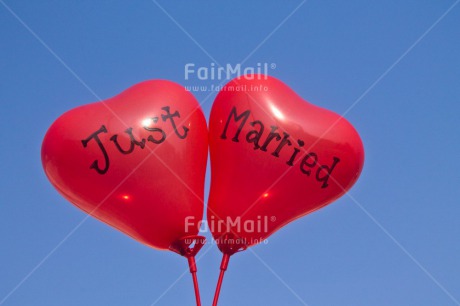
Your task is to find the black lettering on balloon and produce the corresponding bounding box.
[161,106,189,139]
[110,127,146,154]
[316,157,340,188]
[260,126,281,152]
[147,132,166,144]
[300,152,318,175]
[81,125,110,175]
[220,107,250,142]
[77,105,193,175]
[272,132,292,157]
[144,117,167,144]
[287,139,304,166]
[218,105,344,189]
[245,120,264,149]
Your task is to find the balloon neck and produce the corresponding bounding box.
[187,256,197,273]
[220,253,230,271]
[169,235,206,259]
[216,233,248,256]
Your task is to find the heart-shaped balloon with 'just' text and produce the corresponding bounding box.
[42,80,208,250]
[207,75,364,252]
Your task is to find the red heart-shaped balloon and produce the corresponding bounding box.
[207,75,364,251]
[42,80,208,250]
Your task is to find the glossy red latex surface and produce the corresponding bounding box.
[207,75,364,250]
[42,80,208,250]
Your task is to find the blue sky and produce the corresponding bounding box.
[1,1,460,305]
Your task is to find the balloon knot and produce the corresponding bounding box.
[216,233,248,256]
[169,235,206,258]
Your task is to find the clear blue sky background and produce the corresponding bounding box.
[1,1,460,305]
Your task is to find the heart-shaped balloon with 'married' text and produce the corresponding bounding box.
[42,80,208,250]
[207,75,364,253]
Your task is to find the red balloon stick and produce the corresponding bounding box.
[170,235,206,306]
[212,234,247,306]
